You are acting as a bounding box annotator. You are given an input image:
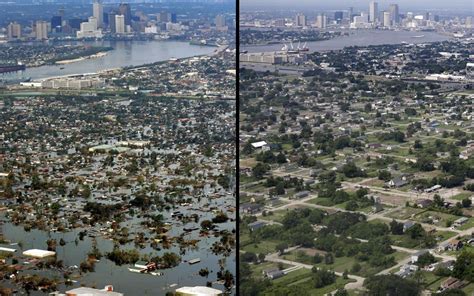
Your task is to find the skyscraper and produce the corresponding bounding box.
[93,0,104,28]
[215,14,226,28]
[316,13,327,29]
[383,11,391,27]
[369,1,378,23]
[159,11,169,22]
[389,4,399,24]
[466,16,473,28]
[35,21,48,40]
[170,13,177,23]
[295,13,306,27]
[88,16,98,30]
[348,7,354,22]
[108,11,117,32]
[118,3,132,26]
[7,22,21,40]
[115,14,125,34]
[334,11,343,23]
[51,15,62,31]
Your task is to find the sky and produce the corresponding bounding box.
[240,0,474,11]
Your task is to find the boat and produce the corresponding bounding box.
[60,67,65,70]
[128,268,143,273]
[150,272,163,276]
[188,258,201,264]
[411,35,425,38]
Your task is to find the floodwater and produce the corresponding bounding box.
[0,187,235,295]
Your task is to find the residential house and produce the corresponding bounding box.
[263,268,284,280]
[248,221,267,232]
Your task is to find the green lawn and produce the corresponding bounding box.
[413,210,460,227]
[262,209,291,223]
[307,198,335,207]
[242,240,281,255]
[387,207,426,220]
[450,192,473,201]
[266,268,354,295]
[282,249,408,277]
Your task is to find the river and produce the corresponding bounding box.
[241,29,451,53]
[1,40,216,81]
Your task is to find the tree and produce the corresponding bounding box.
[378,170,392,181]
[351,262,361,273]
[324,253,334,265]
[312,268,336,288]
[453,250,474,282]
[364,274,421,296]
[389,219,404,235]
[416,252,436,267]
[462,198,472,208]
[252,163,270,179]
[406,223,425,239]
[275,242,288,255]
[334,289,349,296]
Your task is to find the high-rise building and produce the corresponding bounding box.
[7,22,21,40]
[215,14,226,28]
[369,1,378,23]
[316,13,327,29]
[88,16,98,30]
[69,18,83,30]
[295,13,306,27]
[274,19,285,27]
[118,3,132,26]
[383,11,391,27]
[170,13,177,23]
[115,14,125,34]
[389,4,399,24]
[108,11,117,32]
[466,16,473,28]
[51,16,62,29]
[35,20,48,40]
[93,0,104,28]
[158,11,169,22]
[348,7,354,22]
[334,11,343,22]
[77,17,102,38]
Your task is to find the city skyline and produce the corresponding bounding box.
[240,0,474,11]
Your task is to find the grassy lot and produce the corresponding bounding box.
[458,218,474,230]
[413,210,460,227]
[240,157,258,168]
[427,276,449,292]
[282,249,408,277]
[262,209,291,223]
[242,240,281,255]
[451,192,473,201]
[462,282,474,295]
[267,268,354,295]
[387,207,427,220]
[307,197,336,207]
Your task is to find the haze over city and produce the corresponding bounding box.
[241,0,474,11]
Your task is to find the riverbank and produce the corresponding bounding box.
[55,51,108,65]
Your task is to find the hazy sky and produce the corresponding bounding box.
[240,0,474,11]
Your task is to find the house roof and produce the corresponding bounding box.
[251,141,268,148]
